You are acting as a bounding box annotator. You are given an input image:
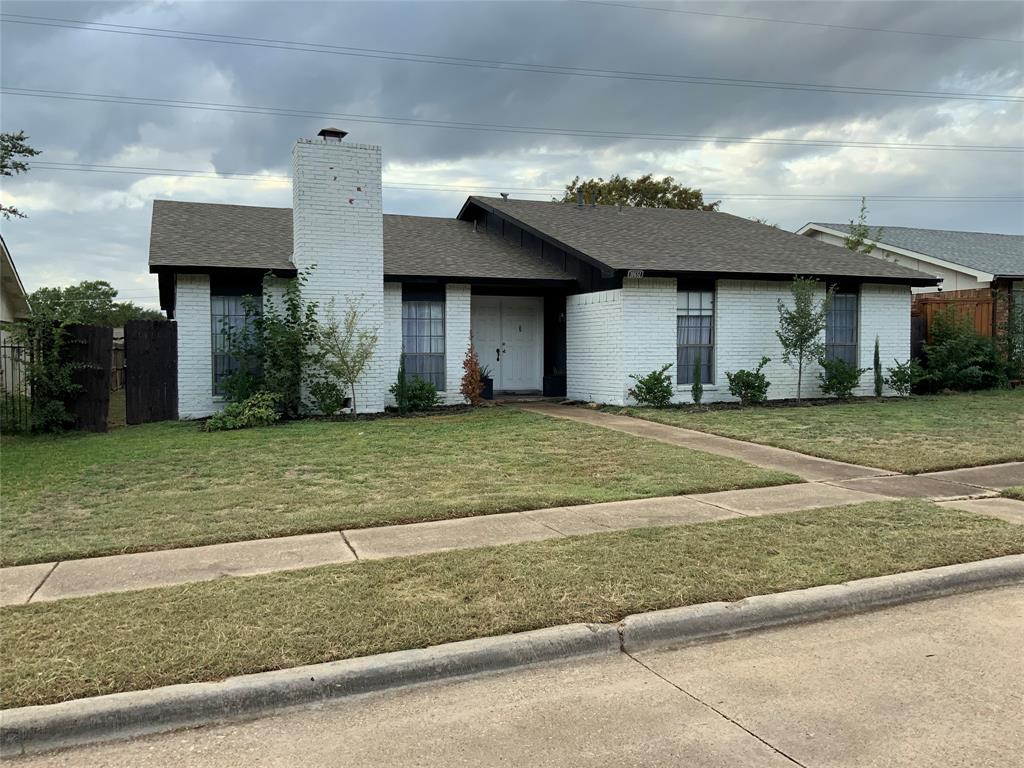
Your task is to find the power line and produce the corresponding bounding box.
[6,88,1022,154]
[575,1,1024,45]
[26,162,1024,203]
[2,14,1021,103]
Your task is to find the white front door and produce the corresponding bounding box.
[471,296,543,392]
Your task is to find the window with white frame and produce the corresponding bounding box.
[402,300,445,390]
[825,290,858,366]
[211,294,261,395]
[677,289,714,385]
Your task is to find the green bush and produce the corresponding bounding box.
[725,356,771,406]
[390,355,441,413]
[919,310,1007,392]
[885,359,922,397]
[204,393,281,432]
[627,363,674,407]
[873,336,883,397]
[309,377,348,417]
[817,358,867,399]
[690,354,703,406]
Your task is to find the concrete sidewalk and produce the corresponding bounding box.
[515,402,893,481]
[16,585,1023,767]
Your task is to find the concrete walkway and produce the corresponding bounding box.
[5,470,1019,606]
[516,402,892,481]
[18,586,1023,767]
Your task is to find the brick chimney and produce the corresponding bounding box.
[292,129,385,412]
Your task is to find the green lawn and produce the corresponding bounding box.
[1,500,1020,709]
[610,390,1024,474]
[1003,487,1024,501]
[0,408,795,567]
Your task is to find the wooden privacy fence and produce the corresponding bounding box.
[125,320,177,424]
[912,289,994,345]
[65,324,113,432]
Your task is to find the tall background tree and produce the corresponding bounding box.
[843,197,882,255]
[27,281,165,325]
[1,131,41,220]
[561,174,719,210]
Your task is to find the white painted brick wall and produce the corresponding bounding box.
[443,283,472,404]
[381,282,403,406]
[855,283,911,396]
[566,289,625,403]
[292,138,386,412]
[567,278,911,405]
[175,274,216,419]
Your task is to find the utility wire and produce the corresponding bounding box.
[2,14,1021,103]
[27,162,1024,202]
[6,88,1022,153]
[575,1,1024,45]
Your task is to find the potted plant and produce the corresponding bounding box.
[479,365,494,400]
[543,365,566,397]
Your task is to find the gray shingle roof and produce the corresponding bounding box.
[811,223,1024,278]
[469,197,934,284]
[149,200,573,281]
[384,214,573,281]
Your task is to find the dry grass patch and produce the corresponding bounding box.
[0,408,794,566]
[2,500,1021,709]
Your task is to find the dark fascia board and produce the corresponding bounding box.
[457,198,616,278]
[149,264,298,277]
[994,274,1024,280]
[385,273,575,289]
[616,268,941,288]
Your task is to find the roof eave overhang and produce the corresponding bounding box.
[149,264,298,277]
[458,197,616,278]
[384,273,576,288]
[613,267,941,288]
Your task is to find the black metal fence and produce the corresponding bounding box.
[1,337,32,433]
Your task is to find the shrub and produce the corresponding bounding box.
[690,353,703,407]
[873,336,883,397]
[627,363,674,407]
[726,356,771,406]
[817,358,867,399]
[885,359,922,397]
[460,338,484,406]
[919,309,1007,392]
[309,377,348,417]
[204,392,280,431]
[390,354,441,412]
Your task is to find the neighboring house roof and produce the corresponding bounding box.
[149,200,574,282]
[1,234,31,320]
[384,214,573,282]
[464,197,934,284]
[805,223,1024,279]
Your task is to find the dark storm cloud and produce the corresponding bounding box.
[1,1,1021,304]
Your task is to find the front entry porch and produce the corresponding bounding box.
[471,295,545,394]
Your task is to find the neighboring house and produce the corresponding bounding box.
[798,223,1024,295]
[1,234,30,325]
[148,129,937,418]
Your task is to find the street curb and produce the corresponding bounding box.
[619,554,1024,652]
[0,623,620,758]
[3,555,1022,758]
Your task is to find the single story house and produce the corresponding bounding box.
[149,129,937,418]
[798,222,1023,296]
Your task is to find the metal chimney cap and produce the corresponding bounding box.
[500,192,509,200]
[317,127,348,142]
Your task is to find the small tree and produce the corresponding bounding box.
[690,353,703,406]
[843,197,882,256]
[776,277,833,401]
[319,300,379,419]
[391,353,410,415]
[460,336,485,405]
[873,335,883,397]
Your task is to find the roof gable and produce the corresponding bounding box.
[465,197,936,285]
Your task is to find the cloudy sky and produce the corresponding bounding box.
[2,0,1022,309]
